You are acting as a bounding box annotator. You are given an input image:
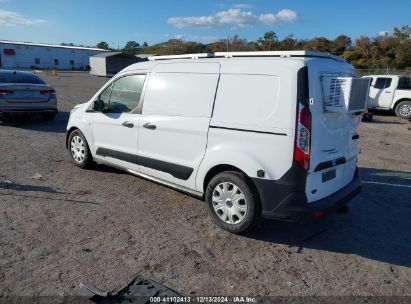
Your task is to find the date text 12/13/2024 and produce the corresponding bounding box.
[149,296,257,303]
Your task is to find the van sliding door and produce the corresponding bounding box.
[137,62,220,190]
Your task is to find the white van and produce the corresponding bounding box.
[66,51,368,233]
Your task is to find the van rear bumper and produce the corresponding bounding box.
[253,173,362,221]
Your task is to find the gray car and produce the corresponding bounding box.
[0,70,57,121]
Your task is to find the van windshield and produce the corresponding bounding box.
[397,77,411,90]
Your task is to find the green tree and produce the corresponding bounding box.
[354,36,372,58]
[332,35,352,53]
[304,37,333,52]
[120,25,411,70]
[257,31,278,51]
[96,41,110,50]
[395,42,411,68]
[143,39,206,55]
[393,25,411,41]
[277,35,301,50]
[123,41,141,55]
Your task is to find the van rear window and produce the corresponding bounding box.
[0,72,46,84]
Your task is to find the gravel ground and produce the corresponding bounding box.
[0,72,410,299]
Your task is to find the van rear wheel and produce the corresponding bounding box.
[395,100,411,120]
[206,171,261,233]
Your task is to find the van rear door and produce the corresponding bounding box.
[304,59,364,203]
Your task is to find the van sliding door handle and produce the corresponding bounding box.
[122,121,134,128]
[352,134,360,140]
[143,123,156,130]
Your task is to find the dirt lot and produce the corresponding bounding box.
[0,72,410,299]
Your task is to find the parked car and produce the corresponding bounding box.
[362,75,411,119]
[66,51,368,233]
[0,70,57,121]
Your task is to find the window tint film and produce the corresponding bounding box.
[0,72,46,84]
[398,77,411,89]
[108,75,145,113]
[374,78,392,89]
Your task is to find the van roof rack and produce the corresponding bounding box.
[148,51,344,62]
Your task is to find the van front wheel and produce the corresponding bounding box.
[68,129,93,169]
[395,100,411,120]
[206,171,261,233]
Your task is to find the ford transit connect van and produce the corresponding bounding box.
[66,51,368,233]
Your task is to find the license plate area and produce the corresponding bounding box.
[322,169,336,183]
[18,91,36,98]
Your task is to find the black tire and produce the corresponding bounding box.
[43,112,56,121]
[67,129,93,169]
[394,100,411,120]
[206,171,261,234]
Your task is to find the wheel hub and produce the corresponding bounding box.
[399,104,411,116]
[211,181,247,224]
[70,135,86,163]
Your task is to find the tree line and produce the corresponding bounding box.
[93,25,411,70]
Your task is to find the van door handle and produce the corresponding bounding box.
[385,91,391,93]
[352,134,360,140]
[143,122,156,130]
[122,121,134,128]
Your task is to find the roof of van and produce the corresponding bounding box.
[121,50,349,74]
[147,51,344,62]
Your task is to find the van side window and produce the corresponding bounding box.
[100,75,146,113]
[374,78,392,89]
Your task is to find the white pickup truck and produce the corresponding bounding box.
[363,75,411,119]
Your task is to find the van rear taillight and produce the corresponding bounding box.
[294,102,311,170]
[0,89,13,95]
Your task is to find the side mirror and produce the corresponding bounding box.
[93,100,105,112]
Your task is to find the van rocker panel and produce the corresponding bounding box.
[96,147,193,180]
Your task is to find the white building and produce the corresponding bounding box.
[0,40,108,70]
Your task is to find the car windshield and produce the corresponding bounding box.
[0,72,46,85]
[397,77,411,90]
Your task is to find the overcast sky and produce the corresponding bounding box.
[0,0,410,47]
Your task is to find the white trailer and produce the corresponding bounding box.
[90,52,141,77]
